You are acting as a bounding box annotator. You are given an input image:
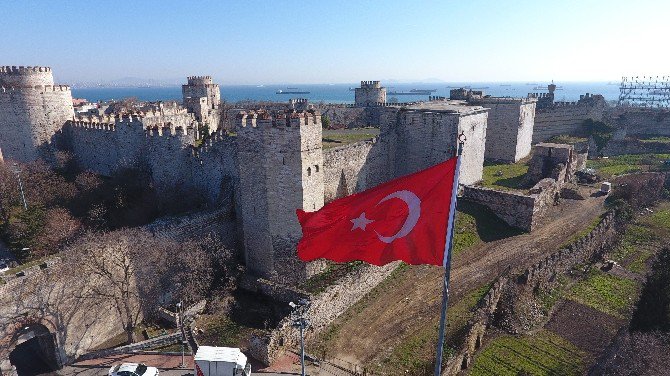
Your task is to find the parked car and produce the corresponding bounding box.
[109,363,159,376]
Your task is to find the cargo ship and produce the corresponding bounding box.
[388,88,437,95]
[276,89,310,94]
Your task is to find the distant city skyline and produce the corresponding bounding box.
[2,0,669,85]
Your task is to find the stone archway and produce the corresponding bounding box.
[3,323,61,376]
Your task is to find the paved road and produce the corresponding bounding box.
[55,353,306,376]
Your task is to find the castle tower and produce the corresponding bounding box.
[182,76,221,132]
[0,66,74,162]
[236,110,325,284]
[355,80,386,107]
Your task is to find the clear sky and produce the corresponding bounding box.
[2,0,669,84]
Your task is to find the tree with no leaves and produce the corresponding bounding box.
[68,229,171,344]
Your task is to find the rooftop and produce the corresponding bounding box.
[402,100,488,115]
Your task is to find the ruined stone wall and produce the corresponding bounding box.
[606,107,670,137]
[532,97,606,143]
[0,72,74,162]
[392,109,488,185]
[476,98,536,162]
[314,105,368,128]
[236,112,325,284]
[248,262,399,365]
[462,186,538,231]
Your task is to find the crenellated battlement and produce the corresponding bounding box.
[145,124,196,138]
[360,80,381,88]
[0,66,52,74]
[0,85,70,93]
[186,76,214,86]
[65,119,116,132]
[236,110,322,129]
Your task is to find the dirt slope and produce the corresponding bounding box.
[317,194,607,366]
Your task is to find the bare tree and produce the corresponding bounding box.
[68,229,169,344]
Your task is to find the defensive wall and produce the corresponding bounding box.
[531,94,606,143]
[605,107,670,137]
[0,66,74,162]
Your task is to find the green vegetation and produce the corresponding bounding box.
[322,128,380,149]
[375,283,493,375]
[639,136,670,144]
[196,315,257,348]
[562,214,605,247]
[584,119,615,154]
[300,261,364,294]
[546,135,588,145]
[586,153,670,178]
[568,269,639,319]
[453,201,523,257]
[469,330,585,376]
[480,161,529,191]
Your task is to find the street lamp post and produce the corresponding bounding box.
[176,301,186,369]
[290,299,311,376]
[11,163,27,210]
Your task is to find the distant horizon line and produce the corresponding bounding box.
[68,80,622,89]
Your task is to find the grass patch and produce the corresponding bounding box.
[196,315,257,348]
[300,261,364,294]
[469,330,585,376]
[639,136,670,143]
[322,128,380,149]
[568,268,639,319]
[480,161,529,191]
[453,201,523,258]
[546,135,588,145]
[647,207,670,231]
[587,153,670,178]
[373,283,493,375]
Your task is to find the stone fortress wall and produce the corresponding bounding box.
[0,66,74,162]
[531,91,606,143]
[182,75,222,133]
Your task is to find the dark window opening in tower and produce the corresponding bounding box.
[307,167,311,176]
[315,164,319,172]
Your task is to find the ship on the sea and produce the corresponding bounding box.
[276,88,310,94]
[388,88,437,95]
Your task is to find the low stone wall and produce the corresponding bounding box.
[247,262,399,364]
[601,138,670,157]
[462,178,561,232]
[442,210,620,375]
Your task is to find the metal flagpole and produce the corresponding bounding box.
[434,133,466,376]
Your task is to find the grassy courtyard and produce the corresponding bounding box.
[322,128,380,149]
[480,161,529,191]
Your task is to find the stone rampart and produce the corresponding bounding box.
[532,96,606,143]
[247,262,399,365]
[606,107,670,137]
[462,186,538,231]
[472,98,536,162]
[600,138,670,157]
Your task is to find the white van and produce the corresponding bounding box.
[195,346,251,376]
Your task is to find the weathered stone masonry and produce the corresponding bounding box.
[0,66,74,162]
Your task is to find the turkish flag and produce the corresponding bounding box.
[297,157,458,266]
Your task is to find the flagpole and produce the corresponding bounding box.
[434,133,465,376]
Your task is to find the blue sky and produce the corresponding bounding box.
[2,0,669,84]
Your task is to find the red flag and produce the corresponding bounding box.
[297,157,458,266]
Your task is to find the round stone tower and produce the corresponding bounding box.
[355,80,386,107]
[0,66,74,162]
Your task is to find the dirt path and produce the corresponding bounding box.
[319,193,607,365]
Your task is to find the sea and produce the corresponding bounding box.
[71,82,622,104]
